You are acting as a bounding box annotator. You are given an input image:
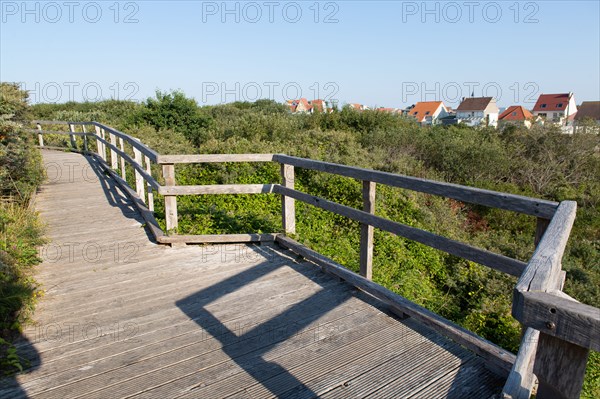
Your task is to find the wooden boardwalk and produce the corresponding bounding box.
[0,151,504,398]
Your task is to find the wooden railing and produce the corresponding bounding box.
[27,121,599,399]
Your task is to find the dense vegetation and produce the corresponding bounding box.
[6,89,600,395]
[0,83,45,374]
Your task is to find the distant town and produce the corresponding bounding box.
[286,93,600,133]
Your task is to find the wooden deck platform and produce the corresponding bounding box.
[0,151,504,398]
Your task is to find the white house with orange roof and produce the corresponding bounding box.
[532,93,577,125]
[408,101,449,125]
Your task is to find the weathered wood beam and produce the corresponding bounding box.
[513,291,600,352]
[273,185,527,276]
[273,154,558,218]
[158,184,275,196]
[280,164,296,235]
[360,181,376,280]
[157,233,278,244]
[162,164,178,233]
[157,153,274,164]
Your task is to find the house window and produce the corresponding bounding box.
[512,112,517,116]
[541,104,547,108]
[414,112,418,115]
[425,111,430,115]
[539,113,547,118]
[557,103,563,108]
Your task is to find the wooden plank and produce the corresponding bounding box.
[275,235,516,376]
[162,164,178,232]
[514,291,600,351]
[158,184,275,196]
[534,332,590,399]
[281,164,296,235]
[157,233,278,244]
[360,181,375,280]
[273,185,526,276]
[501,327,539,399]
[273,154,559,218]
[109,133,118,170]
[157,153,274,164]
[93,122,159,163]
[144,155,154,212]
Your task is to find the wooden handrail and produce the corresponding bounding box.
[273,154,559,219]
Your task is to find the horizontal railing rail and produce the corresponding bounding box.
[28,120,598,399]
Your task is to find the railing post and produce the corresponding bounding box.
[68,123,77,150]
[281,163,296,235]
[81,125,88,152]
[118,138,126,180]
[94,126,103,159]
[133,145,145,203]
[534,333,590,399]
[109,133,118,170]
[36,123,44,147]
[360,181,376,280]
[145,155,154,212]
[162,164,178,232]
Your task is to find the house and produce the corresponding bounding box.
[455,97,499,127]
[310,99,327,113]
[532,93,577,124]
[574,101,600,124]
[375,107,401,114]
[573,101,600,133]
[498,105,535,129]
[287,99,327,114]
[408,101,449,125]
[348,103,368,111]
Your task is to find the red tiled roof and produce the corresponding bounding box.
[499,105,533,121]
[533,93,572,112]
[456,97,494,111]
[310,99,326,112]
[409,101,444,122]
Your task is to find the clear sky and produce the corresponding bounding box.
[1,0,599,108]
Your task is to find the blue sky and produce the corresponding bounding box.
[1,1,599,108]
